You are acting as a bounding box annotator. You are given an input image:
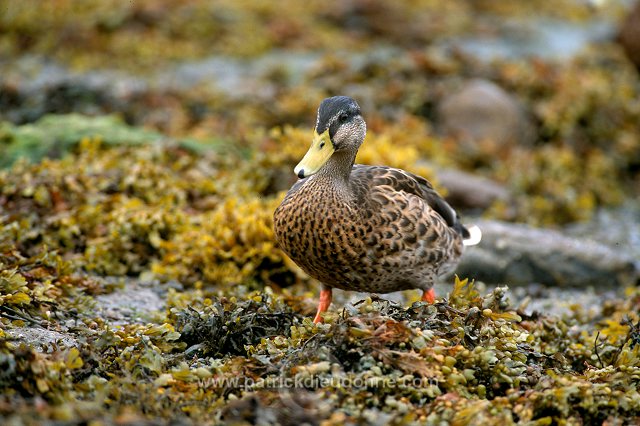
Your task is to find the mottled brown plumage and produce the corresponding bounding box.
[273,96,479,322]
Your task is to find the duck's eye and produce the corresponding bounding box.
[319,142,325,149]
[338,113,349,123]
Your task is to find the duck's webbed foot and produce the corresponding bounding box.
[313,287,333,323]
[421,288,436,304]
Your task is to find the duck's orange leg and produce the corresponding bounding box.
[313,288,333,323]
[422,288,436,304]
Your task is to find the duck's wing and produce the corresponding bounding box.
[350,165,470,239]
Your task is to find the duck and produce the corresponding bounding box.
[273,96,481,323]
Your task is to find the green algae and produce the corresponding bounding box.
[0,113,226,168]
[0,114,156,167]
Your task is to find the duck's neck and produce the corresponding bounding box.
[316,149,357,187]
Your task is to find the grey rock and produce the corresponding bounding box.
[511,285,617,319]
[456,219,639,287]
[0,56,147,124]
[94,280,166,325]
[565,202,640,265]
[436,167,510,211]
[5,327,78,352]
[437,79,535,150]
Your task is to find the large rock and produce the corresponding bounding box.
[94,280,168,325]
[436,167,510,211]
[437,79,535,151]
[455,220,639,287]
[618,1,640,70]
[4,327,78,352]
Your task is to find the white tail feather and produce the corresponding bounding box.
[463,225,482,246]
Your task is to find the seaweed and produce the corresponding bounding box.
[0,0,639,423]
[174,295,299,357]
[0,94,638,426]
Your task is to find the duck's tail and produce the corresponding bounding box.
[462,224,482,246]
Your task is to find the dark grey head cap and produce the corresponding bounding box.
[315,96,361,133]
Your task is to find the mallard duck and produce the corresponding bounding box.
[273,96,481,323]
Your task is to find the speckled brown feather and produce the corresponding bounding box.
[273,164,466,293]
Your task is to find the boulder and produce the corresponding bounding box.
[437,79,535,151]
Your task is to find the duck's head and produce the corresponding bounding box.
[295,96,366,179]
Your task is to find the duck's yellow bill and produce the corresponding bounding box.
[294,129,334,178]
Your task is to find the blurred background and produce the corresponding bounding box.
[1,0,639,221]
[1,1,640,423]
